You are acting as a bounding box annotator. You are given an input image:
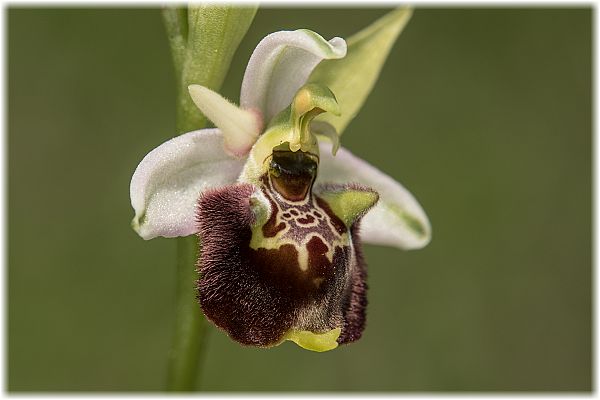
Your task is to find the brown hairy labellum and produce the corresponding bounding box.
[196,150,377,348]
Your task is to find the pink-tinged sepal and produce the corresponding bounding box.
[130,129,244,240]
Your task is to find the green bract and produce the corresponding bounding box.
[163,5,259,133]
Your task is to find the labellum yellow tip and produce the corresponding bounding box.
[284,327,341,352]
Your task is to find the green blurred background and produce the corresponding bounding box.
[8,7,591,391]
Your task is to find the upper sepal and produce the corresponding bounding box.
[240,29,347,123]
[316,141,431,250]
[130,129,245,240]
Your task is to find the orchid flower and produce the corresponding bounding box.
[130,8,430,352]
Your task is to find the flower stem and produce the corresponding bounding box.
[166,236,207,391]
[162,6,257,391]
[165,81,208,391]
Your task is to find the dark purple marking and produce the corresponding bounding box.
[313,211,323,219]
[250,242,330,299]
[315,196,346,235]
[306,236,329,273]
[196,180,374,348]
[282,212,291,219]
[261,188,286,238]
[297,214,315,225]
[290,209,299,216]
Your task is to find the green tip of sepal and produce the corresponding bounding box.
[130,212,146,238]
[130,218,139,233]
[284,328,341,352]
[318,187,379,228]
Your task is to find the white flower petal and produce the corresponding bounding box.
[316,142,431,250]
[188,85,263,157]
[130,129,245,240]
[240,29,347,122]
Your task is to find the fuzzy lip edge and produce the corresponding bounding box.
[195,180,368,349]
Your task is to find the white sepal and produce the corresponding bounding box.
[130,129,245,240]
[188,85,263,157]
[316,142,431,250]
[240,29,347,122]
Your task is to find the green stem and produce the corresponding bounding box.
[167,236,207,391]
[162,5,257,391]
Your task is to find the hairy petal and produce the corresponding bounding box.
[188,85,263,157]
[316,142,431,249]
[240,29,347,122]
[130,129,244,240]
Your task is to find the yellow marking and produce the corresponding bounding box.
[297,247,309,271]
[283,327,341,352]
[293,86,313,115]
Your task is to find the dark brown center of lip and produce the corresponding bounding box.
[269,150,317,201]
